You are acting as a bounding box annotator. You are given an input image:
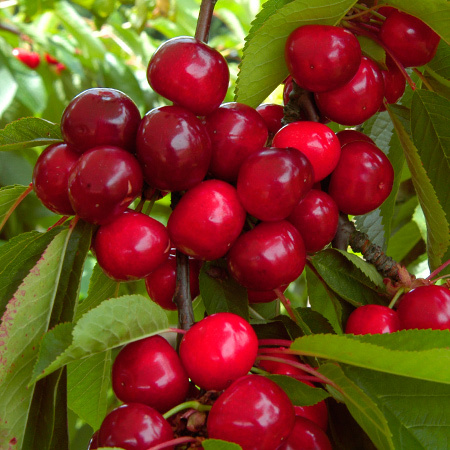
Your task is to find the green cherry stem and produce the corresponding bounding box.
[162,400,212,420]
[388,287,405,309]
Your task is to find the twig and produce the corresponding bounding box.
[173,250,194,335]
[195,0,217,43]
[282,79,320,125]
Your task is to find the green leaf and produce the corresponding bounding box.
[31,295,169,383]
[386,220,422,262]
[235,0,357,107]
[295,307,335,334]
[202,440,242,450]
[0,185,29,232]
[0,117,63,152]
[0,57,18,117]
[426,40,450,83]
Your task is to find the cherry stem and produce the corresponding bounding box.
[350,3,387,21]
[0,182,33,233]
[412,68,435,92]
[275,287,298,323]
[195,0,217,43]
[167,327,188,335]
[162,400,212,420]
[426,259,450,282]
[47,215,70,231]
[258,338,293,348]
[388,287,405,309]
[145,436,201,450]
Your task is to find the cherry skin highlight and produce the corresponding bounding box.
[256,103,285,135]
[345,304,400,335]
[179,312,258,391]
[380,56,406,108]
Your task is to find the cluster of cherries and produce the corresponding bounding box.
[12,47,66,73]
[87,312,332,450]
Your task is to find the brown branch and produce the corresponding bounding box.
[173,250,194,333]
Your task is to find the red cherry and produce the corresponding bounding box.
[247,285,288,303]
[207,374,295,450]
[112,335,189,412]
[380,56,406,107]
[314,56,385,126]
[328,141,394,215]
[336,129,375,147]
[179,313,258,391]
[227,220,306,291]
[55,62,66,75]
[380,11,440,68]
[256,103,285,135]
[277,416,333,450]
[288,189,339,253]
[345,304,400,335]
[272,121,340,183]
[147,36,229,115]
[203,102,269,183]
[294,402,328,433]
[68,146,143,225]
[93,210,170,281]
[136,105,211,192]
[377,6,398,18]
[98,403,174,450]
[87,430,99,449]
[12,48,40,69]
[397,285,450,330]
[167,179,246,261]
[61,88,141,153]
[258,348,307,379]
[32,143,79,215]
[283,76,294,105]
[285,25,361,93]
[237,147,314,222]
[44,53,59,65]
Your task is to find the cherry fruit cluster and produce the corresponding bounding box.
[12,47,66,73]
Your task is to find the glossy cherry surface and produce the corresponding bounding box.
[68,146,143,225]
[294,402,328,433]
[397,285,450,330]
[98,403,174,450]
[136,105,211,192]
[179,313,258,391]
[256,103,285,135]
[32,143,79,215]
[258,347,308,379]
[285,24,361,92]
[247,285,288,303]
[61,88,141,153]
[380,56,406,106]
[167,179,246,260]
[207,374,295,450]
[12,48,40,68]
[93,210,170,281]
[288,189,339,253]
[203,102,269,183]
[237,147,314,222]
[336,129,375,147]
[314,56,385,126]
[345,304,400,335]
[112,335,189,412]
[272,121,340,182]
[380,11,440,68]
[227,220,306,291]
[147,36,229,115]
[87,430,99,449]
[328,141,394,215]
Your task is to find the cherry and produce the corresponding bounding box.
[258,348,308,379]
[207,374,295,450]
[294,402,328,433]
[179,312,258,391]
[68,145,143,225]
[314,56,385,126]
[92,210,170,281]
[12,48,40,69]
[32,143,79,215]
[87,430,99,449]
[396,285,450,330]
[136,105,211,192]
[227,220,306,291]
[345,304,400,335]
[328,140,394,215]
[203,102,269,183]
[256,103,285,135]
[237,147,314,222]
[112,335,189,412]
[98,403,174,450]
[60,88,141,153]
[277,416,333,450]
[167,179,246,261]
[247,285,288,303]
[145,252,201,310]
[380,56,406,107]
[147,36,229,116]
[272,121,340,183]
[285,25,361,92]
[283,76,294,105]
[377,6,398,18]
[380,10,440,68]
[287,189,339,253]
[44,53,59,65]
[336,129,375,147]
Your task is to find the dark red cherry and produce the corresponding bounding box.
[227,220,306,291]
[314,56,385,126]
[377,6,398,18]
[283,76,294,105]
[44,53,59,65]
[336,129,375,147]
[237,147,314,221]
[136,105,211,192]
[32,143,79,215]
[147,36,229,116]
[203,102,269,183]
[179,313,258,391]
[285,25,361,92]
[93,210,170,281]
[98,403,174,450]
[294,401,328,433]
[112,335,190,412]
[68,146,143,225]
[397,285,450,330]
[61,88,141,153]
[328,141,394,215]
[272,121,340,182]
[256,103,285,135]
[380,11,440,68]
[87,430,99,449]
[288,189,339,253]
[167,179,246,260]
[380,56,406,107]
[258,347,308,379]
[207,374,295,450]
[12,48,40,69]
[345,304,400,335]
[247,285,288,304]
[145,252,201,310]
[277,416,332,450]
